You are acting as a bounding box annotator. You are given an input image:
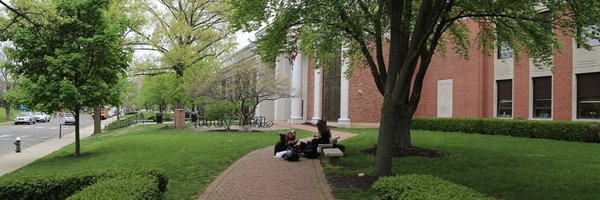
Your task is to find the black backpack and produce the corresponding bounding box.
[283,151,300,161]
[303,142,320,159]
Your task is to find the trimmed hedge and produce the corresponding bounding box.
[412,118,600,142]
[0,168,168,200]
[373,174,493,200]
[67,176,161,200]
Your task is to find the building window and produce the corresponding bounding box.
[497,43,514,59]
[576,26,600,48]
[533,77,552,118]
[497,80,513,118]
[577,73,600,119]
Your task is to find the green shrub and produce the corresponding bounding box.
[163,113,172,121]
[373,174,492,200]
[142,112,174,122]
[0,168,168,200]
[205,100,237,130]
[67,176,161,200]
[0,172,99,200]
[412,118,598,142]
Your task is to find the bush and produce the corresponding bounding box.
[0,168,168,200]
[205,100,237,130]
[67,176,161,200]
[412,118,599,142]
[124,111,138,115]
[373,174,492,200]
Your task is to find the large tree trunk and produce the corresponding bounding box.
[74,110,80,156]
[3,102,10,120]
[93,107,101,134]
[393,108,413,149]
[374,97,401,176]
[239,112,252,132]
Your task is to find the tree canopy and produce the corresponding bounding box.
[228,0,600,176]
[1,0,132,155]
[130,0,234,78]
[215,57,289,131]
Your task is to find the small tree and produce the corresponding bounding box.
[217,59,289,131]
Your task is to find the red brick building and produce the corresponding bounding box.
[234,20,600,127]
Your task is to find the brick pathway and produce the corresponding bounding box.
[198,122,355,200]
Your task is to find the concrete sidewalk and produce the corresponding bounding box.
[198,122,355,200]
[0,118,115,176]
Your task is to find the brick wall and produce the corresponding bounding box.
[348,66,384,123]
[482,54,495,118]
[514,52,530,119]
[415,20,491,119]
[553,32,573,120]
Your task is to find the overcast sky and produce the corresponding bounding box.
[235,30,256,50]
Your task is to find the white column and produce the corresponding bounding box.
[290,53,304,123]
[338,44,351,127]
[274,54,290,121]
[312,68,322,124]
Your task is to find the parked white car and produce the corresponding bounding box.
[34,112,50,122]
[15,112,36,125]
[64,113,76,125]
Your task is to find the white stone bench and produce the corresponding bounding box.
[323,148,344,165]
[317,143,333,153]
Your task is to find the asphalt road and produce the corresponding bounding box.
[0,113,94,155]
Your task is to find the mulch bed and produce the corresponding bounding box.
[326,174,379,191]
[327,146,447,191]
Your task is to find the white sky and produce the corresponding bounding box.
[234,30,256,50]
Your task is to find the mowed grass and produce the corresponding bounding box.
[0,108,17,123]
[1,125,311,200]
[329,128,600,200]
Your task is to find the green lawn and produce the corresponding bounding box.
[1,125,311,200]
[0,108,17,123]
[329,128,600,200]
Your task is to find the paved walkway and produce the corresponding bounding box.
[198,122,355,200]
[0,118,115,176]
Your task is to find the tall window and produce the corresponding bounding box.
[533,77,552,118]
[497,80,513,118]
[577,73,600,119]
[497,43,514,59]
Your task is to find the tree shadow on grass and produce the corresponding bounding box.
[53,152,95,161]
[361,145,448,158]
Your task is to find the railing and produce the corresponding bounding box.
[195,118,228,127]
[103,114,139,131]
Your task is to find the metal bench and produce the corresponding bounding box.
[323,148,344,165]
